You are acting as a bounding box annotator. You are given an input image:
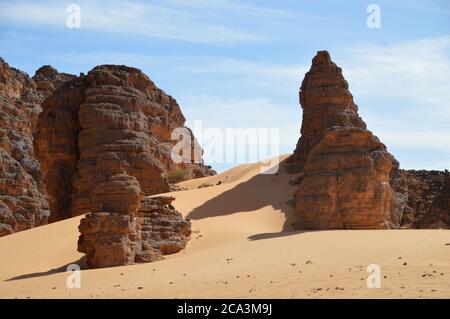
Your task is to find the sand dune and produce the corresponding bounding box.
[0,156,449,298]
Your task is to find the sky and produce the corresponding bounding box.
[0,0,449,172]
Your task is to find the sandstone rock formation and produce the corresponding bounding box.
[32,65,76,98]
[35,64,214,222]
[401,170,450,228]
[0,58,50,235]
[1,57,213,237]
[290,51,408,229]
[287,51,367,174]
[33,75,84,222]
[78,174,191,268]
[296,127,404,229]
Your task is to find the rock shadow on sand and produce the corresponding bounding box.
[5,256,87,281]
[187,159,300,239]
[247,230,308,241]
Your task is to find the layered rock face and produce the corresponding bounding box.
[78,174,191,268]
[296,128,402,229]
[287,51,367,174]
[291,51,408,229]
[32,65,76,98]
[1,57,213,237]
[34,76,84,222]
[290,51,449,229]
[35,64,214,221]
[401,170,450,228]
[0,58,50,235]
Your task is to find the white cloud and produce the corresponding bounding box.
[331,37,450,160]
[0,0,286,44]
[162,0,292,17]
[341,37,450,118]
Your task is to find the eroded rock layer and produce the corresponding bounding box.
[35,64,214,221]
[0,58,50,235]
[286,51,366,174]
[34,76,84,222]
[296,127,403,229]
[32,65,76,99]
[401,170,450,228]
[78,174,191,268]
[291,51,409,229]
[1,58,213,236]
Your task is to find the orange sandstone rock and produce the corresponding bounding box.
[78,174,191,268]
[0,58,50,235]
[291,51,408,229]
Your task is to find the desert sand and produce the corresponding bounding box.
[0,155,449,298]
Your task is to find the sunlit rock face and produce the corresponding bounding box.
[0,58,50,235]
[290,51,408,229]
[290,51,449,229]
[1,57,214,237]
[35,64,214,221]
[77,174,192,269]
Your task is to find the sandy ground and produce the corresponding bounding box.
[0,155,449,298]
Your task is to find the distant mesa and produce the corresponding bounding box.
[287,50,450,229]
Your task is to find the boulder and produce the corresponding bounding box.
[78,177,191,268]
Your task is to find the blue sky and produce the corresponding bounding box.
[1,0,449,172]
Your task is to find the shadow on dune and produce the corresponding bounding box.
[247,230,307,241]
[5,256,87,281]
[187,160,300,238]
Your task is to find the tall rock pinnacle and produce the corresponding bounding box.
[287,51,367,173]
[290,51,408,229]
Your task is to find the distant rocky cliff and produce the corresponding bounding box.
[287,51,449,229]
[0,58,214,236]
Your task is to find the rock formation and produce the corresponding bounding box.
[0,58,50,235]
[289,51,449,229]
[35,64,214,222]
[401,170,450,228]
[32,65,76,98]
[78,174,191,268]
[1,57,214,236]
[286,51,367,174]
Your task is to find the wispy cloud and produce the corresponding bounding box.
[162,0,292,17]
[337,37,450,169]
[341,37,450,118]
[0,0,292,44]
